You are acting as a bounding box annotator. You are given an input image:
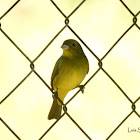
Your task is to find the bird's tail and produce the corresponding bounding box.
[48,98,62,120]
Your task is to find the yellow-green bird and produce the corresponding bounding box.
[48,39,89,120]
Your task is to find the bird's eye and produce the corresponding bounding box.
[73,43,76,46]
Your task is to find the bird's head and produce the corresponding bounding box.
[61,39,84,57]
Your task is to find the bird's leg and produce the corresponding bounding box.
[79,85,85,94]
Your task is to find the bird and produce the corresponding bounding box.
[48,39,89,120]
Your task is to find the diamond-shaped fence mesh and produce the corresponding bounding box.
[0,0,140,140]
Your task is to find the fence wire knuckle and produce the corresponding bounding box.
[0,0,140,140]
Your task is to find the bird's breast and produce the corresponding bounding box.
[53,56,88,91]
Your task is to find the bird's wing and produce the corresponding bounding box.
[87,58,89,74]
[51,57,62,90]
[83,55,89,74]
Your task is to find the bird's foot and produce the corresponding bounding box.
[79,85,85,94]
[52,91,64,105]
[52,91,58,99]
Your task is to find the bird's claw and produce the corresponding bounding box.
[79,85,85,94]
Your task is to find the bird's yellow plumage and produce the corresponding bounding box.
[48,39,89,120]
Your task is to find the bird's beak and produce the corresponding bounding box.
[61,45,69,50]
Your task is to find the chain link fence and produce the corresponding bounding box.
[0,0,140,140]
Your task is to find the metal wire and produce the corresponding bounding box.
[0,118,21,140]
[0,0,140,140]
[0,0,21,20]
